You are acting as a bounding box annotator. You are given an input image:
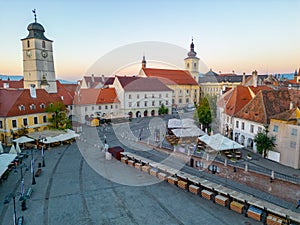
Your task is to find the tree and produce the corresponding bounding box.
[254,126,276,158]
[45,101,71,130]
[158,104,169,115]
[195,97,212,130]
[16,126,29,137]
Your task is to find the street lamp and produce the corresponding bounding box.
[39,136,46,167]
[14,163,28,201]
[3,192,25,225]
[30,149,36,185]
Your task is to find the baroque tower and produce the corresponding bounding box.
[184,39,199,83]
[21,10,57,93]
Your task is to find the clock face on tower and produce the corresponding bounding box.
[41,50,48,58]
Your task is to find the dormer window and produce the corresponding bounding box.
[40,103,45,109]
[18,105,25,111]
[29,104,36,110]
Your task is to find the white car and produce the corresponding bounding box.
[185,104,196,112]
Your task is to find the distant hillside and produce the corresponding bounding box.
[0,75,76,84]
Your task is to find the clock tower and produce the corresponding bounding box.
[21,10,57,93]
[184,39,199,83]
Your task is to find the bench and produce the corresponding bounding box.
[25,187,33,199]
[35,169,42,177]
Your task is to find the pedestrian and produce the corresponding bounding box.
[296,200,300,209]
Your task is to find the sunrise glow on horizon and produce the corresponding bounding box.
[0,0,299,81]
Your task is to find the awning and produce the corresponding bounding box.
[198,133,244,151]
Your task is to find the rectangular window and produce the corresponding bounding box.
[12,120,17,128]
[241,122,245,130]
[250,125,254,133]
[179,98,182,103]
[273,125,278,133]
[166,100,169,105]
[23,118,28,126]
[34,117,38,124]
[92,106,94,111]
[144,101,147,107]
[152,94,155,98]
[70,105,73,110]
[159,100,162,105]
[43,116,47,123]
[144,94,147,98]
[98,106,101,110]
[258,127,262,133]
[186,98,189,103]
[166,93,168,98]
[186,90,189,95]
[0,120,2,128]
[172,99,174,104]
[129,94,131,99]
[291,128,298,136]
[152,101,155,106]
[129,102,132,107]
[111,105,113,109]
[115,105,118,109]
[137,101,140,107]
[105,105,108,110]
[85,107,87,112]
[235,121,239,129]
[159,94,162,98]
[290,141,296,149]
[137,94,139,99]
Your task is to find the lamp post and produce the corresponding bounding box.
[39,136,46,167]
[16,163,28,201]
[4,192,25,225]
[30,149,36,185]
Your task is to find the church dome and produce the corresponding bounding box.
[27,22,45,32]
[187,39,197,58]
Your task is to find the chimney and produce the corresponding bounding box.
[290,101,294,110]
[91,74,95,83]
[242,72,246,85]
[252,70,258,87]
[29,84,37,98]
[142,55,146,69]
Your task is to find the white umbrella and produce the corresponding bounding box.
[198,133,244,151]
[15,143,21,153]
[13,136,35,144]
[9,145,17,154]
[0,141,3,153]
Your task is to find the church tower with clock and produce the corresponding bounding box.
[21,10,57,93]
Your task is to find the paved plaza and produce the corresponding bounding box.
[0,141,262,225]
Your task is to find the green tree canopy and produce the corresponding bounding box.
[158,104,169,115]
[195,97,212,129]
[45,101,71,130]
[254,126,276,158]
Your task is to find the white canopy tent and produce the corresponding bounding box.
[13,136,35,144]
[0,141,3,153]
[198,133,244,151]
[41,136,60,144]
[171,127,206,138]
[15,143,21,154]
[9,145,17,154]
[0,154,17,177]
[56,132,80,142]
[168,118,198,129]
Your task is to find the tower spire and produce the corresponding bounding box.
[142,55,146,69]
[32,9,37,23]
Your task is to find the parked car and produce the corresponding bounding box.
[185,104,196,112]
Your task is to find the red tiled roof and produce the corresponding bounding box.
[248,85,272,95]
[224,86,253,116]
[0,79,24,88]
[73,88,119,105]
[142,68,198,85]
[55,81,76,105]
[0,89,63,117]
[235,89,293,124]
[116,76,172,92]
[270,108,299,121]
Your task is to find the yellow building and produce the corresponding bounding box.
[269,107,300,169]
[0,88,63,145]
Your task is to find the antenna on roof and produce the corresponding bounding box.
[32,9,37,23]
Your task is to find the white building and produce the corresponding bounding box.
[113,76,172,118]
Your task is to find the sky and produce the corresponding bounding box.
[0,0,299,81]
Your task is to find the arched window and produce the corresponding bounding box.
[42,41,45,48]
[27,40,30,48]
[187,63,190,68]
[194,63,197,68]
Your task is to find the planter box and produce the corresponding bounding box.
[135,163,142,170]
[215,195,229,207]
[142,165,151,173]
[158,172,167,181]
[201,189,213,200]
[167,177,178,185]
[178,180,188,190]
[128,160,135,167]
[189,184,200,195]
[230,201,244,214]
